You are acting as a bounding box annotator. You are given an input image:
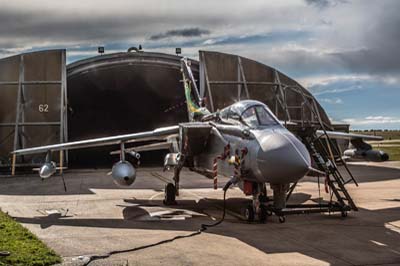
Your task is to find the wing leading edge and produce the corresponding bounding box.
[316,130,383,141]
[12,125,180,155]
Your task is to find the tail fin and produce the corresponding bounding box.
[181,58,210,121]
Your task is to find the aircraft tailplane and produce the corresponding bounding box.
[181,58,210,121]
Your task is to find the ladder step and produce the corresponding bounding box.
[301,132,358,211]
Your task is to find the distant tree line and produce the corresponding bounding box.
[351,129,399,132]
[350,129,400,140]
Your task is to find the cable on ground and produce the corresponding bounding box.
[83,180,233,266]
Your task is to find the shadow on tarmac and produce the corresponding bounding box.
[0,165,399,196]
[3,164,400,265]
[13,194,400,266]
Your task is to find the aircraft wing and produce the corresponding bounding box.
[12,125,179,156]
[109,140,174,155]
[316,130,383,141]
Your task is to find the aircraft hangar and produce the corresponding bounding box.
[0,48,346,170]
[0,49,397,266]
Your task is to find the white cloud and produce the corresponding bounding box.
[342,116,400,125]
[0,0,399,130]
[300,74,400,88]
[0,0,399,82]
[299,74,372,88]
[0,0,314,52]
[301,73,400,98]
[318,97,343,104]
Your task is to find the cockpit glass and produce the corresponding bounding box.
[242,105,278,127]
[242,107,259,127]
[255,106,277,126]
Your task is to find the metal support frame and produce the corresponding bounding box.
[208,81,280,85]
[60,50,68,166]
[202,55,324,127]
[0,51,68,173]
[273,70,291,124]
[0,81,62,85]
[13,55,24,154]
[237,56,250,100]
[199,52,215,112]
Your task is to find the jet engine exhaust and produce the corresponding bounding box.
[111,160,136,186]
[39,161,57,179]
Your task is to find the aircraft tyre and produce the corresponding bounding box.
[279,216,286,223]
[163,183,177,205]
[244,204,255,222]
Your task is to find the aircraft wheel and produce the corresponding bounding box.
[278,216,286,223]
[258,205,268,223]
[341,211,348,218]
[163,183,177,205]
[244,204,255,222]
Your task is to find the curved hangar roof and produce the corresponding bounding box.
[66,51,200,164]
[0,49,332,167]
[198,51,331,129]
[65,50,331,165]
[67,51,199,138]
[0,50,331,165]
[67,50,331,135]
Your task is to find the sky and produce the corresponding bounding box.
[0,0,399,130]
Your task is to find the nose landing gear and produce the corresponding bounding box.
[244,204,255,222]
[243,203,270,223]
[243,203,276,223]
[242,182,289,223]
[243,183,269,223]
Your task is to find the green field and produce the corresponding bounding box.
[0,210,61,266]
[371,143,400,161]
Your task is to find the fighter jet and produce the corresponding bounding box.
[11,58,385,223]
[318,132,389,162]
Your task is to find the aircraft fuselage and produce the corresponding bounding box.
[186,100,311,188]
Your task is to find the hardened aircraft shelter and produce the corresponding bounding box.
[0,49,341,169]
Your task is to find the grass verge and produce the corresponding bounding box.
[0,210,61,266]
[372,145,400,161]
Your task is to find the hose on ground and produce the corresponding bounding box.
[83,182,231,266]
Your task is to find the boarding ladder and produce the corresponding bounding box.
[297,127,359,213]
[282,85,358,214]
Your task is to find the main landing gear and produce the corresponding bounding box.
[163,159,183,206]
[163,183,177,205]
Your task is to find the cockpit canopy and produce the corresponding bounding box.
[219,100,280,128]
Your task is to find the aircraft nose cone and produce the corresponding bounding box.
[257,133,311,184]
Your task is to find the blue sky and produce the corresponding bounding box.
[0,0,399,129]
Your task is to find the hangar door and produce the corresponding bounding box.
[0,50,68,168]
